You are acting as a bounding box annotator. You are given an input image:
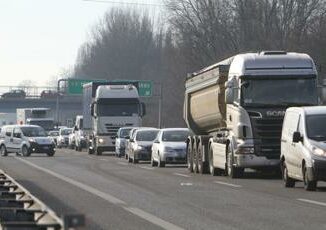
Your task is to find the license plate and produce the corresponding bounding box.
[43,146,49,150]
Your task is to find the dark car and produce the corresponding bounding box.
[1,89,26,99]
[40,90,60,98]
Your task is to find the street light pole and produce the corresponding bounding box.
[56,79,68,126]
[158,82,163,128]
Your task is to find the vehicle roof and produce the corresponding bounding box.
[135,128,159,133]
[2,125,41,129]
[96,85,139,99]
[287,106,326,115]
[160,128,189,132]
[229,51,316,77]
[118,127,135,130]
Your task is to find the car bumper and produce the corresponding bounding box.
[134,150,151,160]
[30,143,55,153]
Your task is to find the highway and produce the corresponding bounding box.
[0,149,325,230]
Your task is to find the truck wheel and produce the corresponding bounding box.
[226,146,243,178]
[96,148,102,156]
[209,147,221,176]
[303,166,317,191]
[0,145,8,157]
[22,146,30,157]
[282,161,295,188]
[187,144,193,173]
[198,144,208,174]
[192,145,199,173]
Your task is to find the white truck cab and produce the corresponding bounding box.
[281,106,326,191]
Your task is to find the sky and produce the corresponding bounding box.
[0,0,163,87]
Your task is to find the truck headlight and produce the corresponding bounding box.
[312,147,326,157]
[236,147,254,155]
[98,138,104,144]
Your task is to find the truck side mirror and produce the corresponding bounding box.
[292,131,303,143]
[140,103,146,117]
[90,102,96,117]
[225,88,234,104]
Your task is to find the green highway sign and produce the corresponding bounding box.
[138,81,152,97]
[67,79,152,97]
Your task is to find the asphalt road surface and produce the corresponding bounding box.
[0,149,325,230]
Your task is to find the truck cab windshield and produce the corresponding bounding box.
[97,99,140,117]
[241,77,317,107]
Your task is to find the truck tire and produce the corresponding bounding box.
[192,143,199,173]
[0,145,8,157]
[226,145,244,178]
[209,147,222,176]
[303,166,317,191]
[187,143,193,173]
[47,151,55,157]
[95,148,102,156]
[197,144,208,174]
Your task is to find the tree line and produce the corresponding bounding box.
[73,0,326,127]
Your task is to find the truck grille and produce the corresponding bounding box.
[250,117,283,159]
[105,124,120,137]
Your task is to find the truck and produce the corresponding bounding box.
[184,51,319,178]
[83,82,146,155]
[17,108,55,131]
[0,113,16,127]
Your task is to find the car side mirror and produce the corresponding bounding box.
[292,131,303,143]
[90,102,96,117]
[15,133,22,138]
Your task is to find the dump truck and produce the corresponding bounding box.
[83,82,146,155]
[184,51,319,178]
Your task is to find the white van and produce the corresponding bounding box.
[281,106,326,191]
[0,125,55,157]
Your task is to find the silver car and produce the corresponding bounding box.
[128,128,159,164]
[115,127,134,157]
[151,128,190,167]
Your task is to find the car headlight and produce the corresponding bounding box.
[29,138,36,142]
[312,147,326,157]
[136,145,144,150]
[98,138,104,144]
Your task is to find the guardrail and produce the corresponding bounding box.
[0,170,84,230]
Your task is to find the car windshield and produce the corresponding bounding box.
[136,130,158,141]
[21,126,47,137]
[120,128,133,138]
[162,130,189,142]
[306,115,326,141]
[60,129,72,135]
[241,78,317,107]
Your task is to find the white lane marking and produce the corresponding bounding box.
[16,157,125,205]
[86,156,94,159]
[214,181,242,188]
[139,166,154,170]
[100,158,109,162]
[173,173,191,178]
[117,162,128,166]
[124,207,184,230]
[15,157,184,230]
[180,182,193,186]
[297,198,326,207]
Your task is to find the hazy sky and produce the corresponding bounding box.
[0,0,163,87]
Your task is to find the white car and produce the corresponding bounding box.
[57,128,73,148]
[115,127,134,157]
[0,125,55,157]
[48,130,59,146]
[151,128,190,167]
[128,128,159,164]
[68,131,76,149]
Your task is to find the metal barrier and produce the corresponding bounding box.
[0,170,84,230]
